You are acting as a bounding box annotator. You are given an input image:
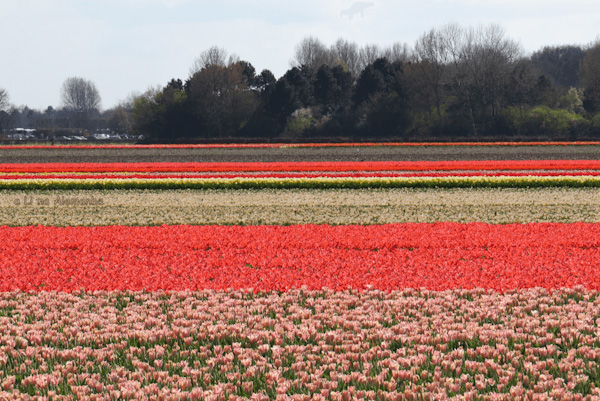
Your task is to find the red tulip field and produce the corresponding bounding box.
[2,222,600,293]
[2,143,600,400]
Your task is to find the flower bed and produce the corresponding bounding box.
[3,175,600,190]
[3,144,600,399]
[2,171,600,180]
[2,187,600,227]
[3,160,600,189]
[1,288,600,400]
[3,160,600,173]
[2,223,599,293]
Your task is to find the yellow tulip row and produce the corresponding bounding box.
[2,175,600,190]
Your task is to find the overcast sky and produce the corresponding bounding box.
[1,0,598,110]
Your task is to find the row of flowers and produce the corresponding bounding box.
[3,160,600,173]
[4,187,592,227]
[2,175,600,190]
[0,288,599,400]
[2,141,600,149]
[2,171,600,180]
[2,222,600,292]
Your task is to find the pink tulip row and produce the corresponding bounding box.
[1,288,599,400]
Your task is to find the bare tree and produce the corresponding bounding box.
[291,36,330,73]
[330,38,360,77]
[579,42,600,89]
[412,28,450,119]
[358,43,381,71]
[117,91,142,112]
[103,91,141,135]
[61,77,102,113]
[441,23,522,135]
[0,88,11,134]
[579,41,600,112]
[531,45,586,88]
[190,46,239,76]
[467,24,522,115]
[0,88,9,112]
[383,42,411,62]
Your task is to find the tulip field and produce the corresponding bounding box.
[2,142,600,400]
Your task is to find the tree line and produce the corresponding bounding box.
[132,24,600,142]
[0,77,133,139]
[2,23,600,142]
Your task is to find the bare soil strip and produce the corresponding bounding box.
[2,188,598,226]
[1,145,600,164]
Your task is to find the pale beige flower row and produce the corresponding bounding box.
[1,188,599,226]
[0,288,598,400]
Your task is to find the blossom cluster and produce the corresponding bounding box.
[1,288,600,400]
[2,222,600,292]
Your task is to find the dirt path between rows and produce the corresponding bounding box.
[1,145,599,163]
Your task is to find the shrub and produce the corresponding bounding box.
[503,106,584,138]
[284,108,315,136]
